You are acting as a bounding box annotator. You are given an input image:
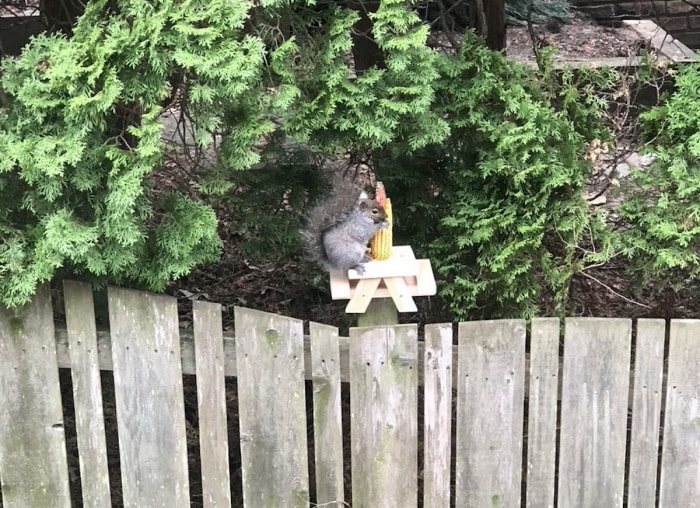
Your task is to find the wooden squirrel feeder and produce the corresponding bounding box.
[330,245,436,313]
[329,183,436,314]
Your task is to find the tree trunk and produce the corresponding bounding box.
[474,0,506,51]
[345,0,385,71]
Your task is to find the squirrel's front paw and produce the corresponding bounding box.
[360,253,373,264]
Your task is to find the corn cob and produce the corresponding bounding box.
[370,194,392,260]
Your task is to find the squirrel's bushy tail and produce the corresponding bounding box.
[300,177,367,272]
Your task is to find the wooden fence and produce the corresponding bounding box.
[0,281,698,507]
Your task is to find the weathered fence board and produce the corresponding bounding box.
[422,323,453,508]
[558,318,631,508]
[627,319,665,508]
[193,301,231,508]
[455,320,526,508]
[5,284,700,508]
[108,287,190,507]
[63,280,112,508]
[234,307,310,507]
[526,318,559,508]
[350,324,418,508]
[0,287,72,508]
[309,322,345,507]
[659,320,700,508]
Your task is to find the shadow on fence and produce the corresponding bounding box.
[0,281,698,507]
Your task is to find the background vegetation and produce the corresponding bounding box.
[1,0,698,323]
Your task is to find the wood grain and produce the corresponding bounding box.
[63,280,112,507]
[108,287,190,507]
[659,320,700,508]
[526,318,559,508]
[193,301,231,508]
[558,318,631,508]
[234,306,309,507]
[455,320,526,508]
[350,324,418,508]
[0,287,71,508]
[627,319,665,508]
[423,323,453,508]
[309,321,345,507]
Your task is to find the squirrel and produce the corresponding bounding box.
[301,178,388,275]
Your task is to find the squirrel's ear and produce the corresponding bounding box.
[358,190,369,201]
[358,199,371,211]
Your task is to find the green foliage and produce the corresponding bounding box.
[0,0,615,319]
[618,64,700,286]
[206,0,449,264]
[260,0,449,152]
[380,34,612,319]
[535,48,618,143]
[0,0,274,306]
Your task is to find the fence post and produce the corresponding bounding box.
[357,298,398,327]
[423,323,453,508]
[628,319,665,508]
[526,318,560,508]
[309,321,345,506]
[193,301,231,508]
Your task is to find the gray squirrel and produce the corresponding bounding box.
[301,178,388,274]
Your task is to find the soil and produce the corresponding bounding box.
[506,18,649,62]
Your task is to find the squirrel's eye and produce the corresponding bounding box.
[372,208,379,214]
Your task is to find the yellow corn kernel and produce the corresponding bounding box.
[370,198,392,260]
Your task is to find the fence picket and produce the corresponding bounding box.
[234,307,310,507]
[455,320,526,508]
[5,282,700,508]
[63,281,112,508]
[627,319,665,508]
[309,322,345,507]
[350,324,418,508]
[108,287,190,507]
[423,323,453,508]
[526,318,559,508]
[193,301,231,508]
[558,318,631,508]
[659,320,700,508]
[0,287,71,508]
